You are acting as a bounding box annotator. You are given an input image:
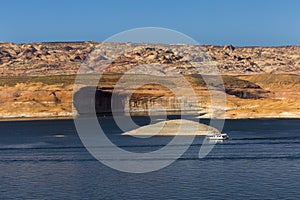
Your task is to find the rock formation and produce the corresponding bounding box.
[0,42,299,119]
[0,42,299,76]
[122,119,219,136]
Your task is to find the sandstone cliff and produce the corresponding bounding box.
[0,42,299,119]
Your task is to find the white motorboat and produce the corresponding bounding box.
[207,133,229,140]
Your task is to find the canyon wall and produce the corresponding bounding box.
[0,42,299,119]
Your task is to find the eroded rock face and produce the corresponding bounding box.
[204,45,300,74]
[0,42,299,119]
[0,42,299,76]
[0,74,299,119]
[0,42,94,76]
[105,47,194,75]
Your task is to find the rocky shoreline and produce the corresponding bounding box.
[1,115,299,122]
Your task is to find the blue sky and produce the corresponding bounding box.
[1,0,300,46]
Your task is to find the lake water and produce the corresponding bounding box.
[0,118,299,199]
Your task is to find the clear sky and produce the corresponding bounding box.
[1,0,300,46]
